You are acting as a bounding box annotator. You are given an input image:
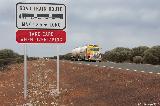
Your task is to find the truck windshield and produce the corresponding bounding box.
[90,48,99,51]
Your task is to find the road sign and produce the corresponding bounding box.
[16,2,67,98]
[16,30,66,43]
[16,3,66,29]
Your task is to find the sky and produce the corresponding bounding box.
[0,0,160,57]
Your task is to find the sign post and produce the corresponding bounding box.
[24,44,27,99]
[16,3,66,98]
[57,45,60,94]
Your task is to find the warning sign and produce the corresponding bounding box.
[16,30,66,43]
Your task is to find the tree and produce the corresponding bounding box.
[59,53,72,60]
[104,47,132,63]
[0,49,19,59]
[143,46,160,65]
[0,49,23,68]
[133,56,143,64]
[132,46,149,57]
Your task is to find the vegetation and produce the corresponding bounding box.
[133,56,143,64]
[28,57,40,61]
[0,49,23,68]
[103,46,160,65]
[53,53,72,60]
[132,46,149,57]
[143,46,160,65]
[104,47,132,63]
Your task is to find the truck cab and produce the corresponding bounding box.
[85,45,102,62]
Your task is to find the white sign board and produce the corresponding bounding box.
[16,3,66,29]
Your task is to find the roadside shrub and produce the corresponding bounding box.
[0,49,23,69]
[15,57,24,63]
[28,57,39,61]
[132,46,149,57]
[104,47,132,63]
[0,59,5,67]
[0,49,19,59]
[60,53,72,60]
[101,53,106,61]
[0,58,16,67]
[133,56,143,64]
[143,46,160,65]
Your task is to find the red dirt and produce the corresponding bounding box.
[0,60,160,106]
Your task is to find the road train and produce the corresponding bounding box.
[71,45,102,62]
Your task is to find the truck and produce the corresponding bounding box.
[71,45,102,62]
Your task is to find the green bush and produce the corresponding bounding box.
[133,56,143,64]
[104,47,132,63]
[15,57,24,63]
[0,59,5,67]
[0,49,23,68]
[0,58,15,67]
[0,49,19,59]
[28,57,39,61]
[103,46,160,65]
[143,46,160,65]
[132,46,149,57]
[60,53,72,60]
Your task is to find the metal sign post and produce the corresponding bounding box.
[57,45,60,94]
[24,44,27,99]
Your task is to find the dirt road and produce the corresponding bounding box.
[0,60,160,106]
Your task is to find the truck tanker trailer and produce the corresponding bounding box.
[71,45,102,62]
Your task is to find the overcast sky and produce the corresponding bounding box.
[0,0,160,57]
